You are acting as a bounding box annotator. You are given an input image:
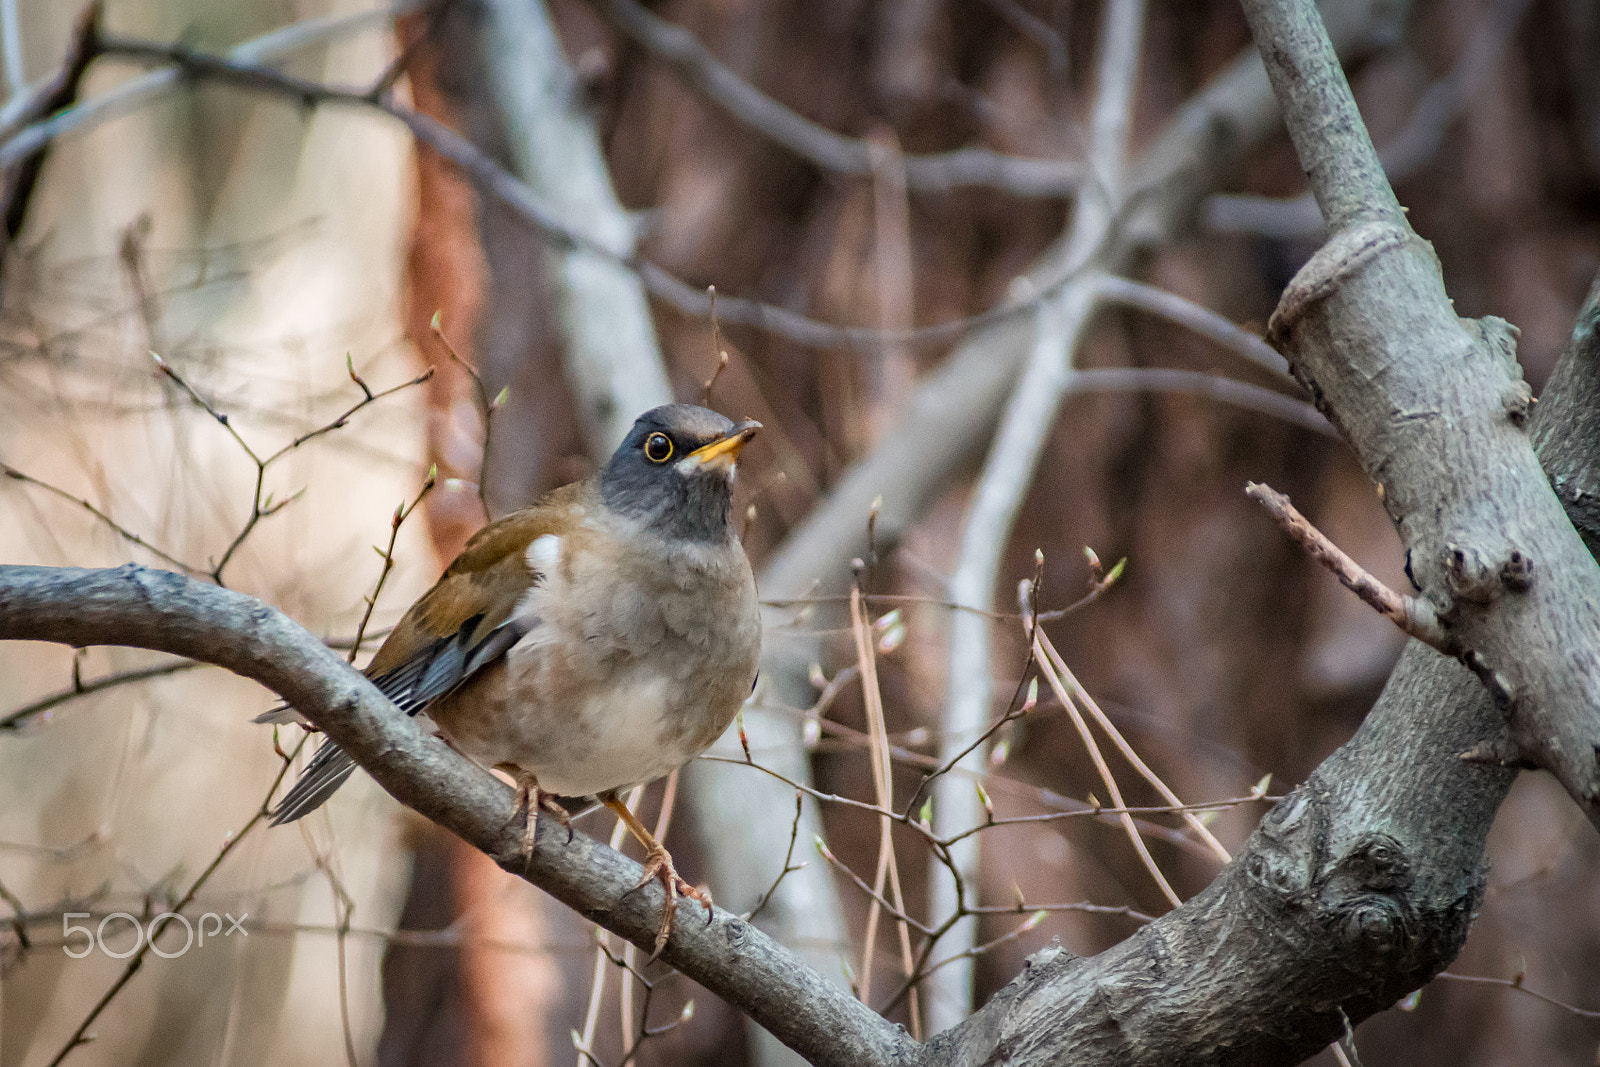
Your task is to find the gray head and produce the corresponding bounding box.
[600,404,761,543]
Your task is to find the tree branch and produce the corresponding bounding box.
[0,564,914,1067]
[930,0,1148,1028]
[0,1,100,278]
[584,0,1081,198]
[1244,0,1600,816]
[922,257,1600,1067]
[1246,481,1445,646]
[476,0,673,455]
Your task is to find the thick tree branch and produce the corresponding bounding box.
[923,261,1600,1067]
[1243,0,1600,817]
[0,565,914,1067]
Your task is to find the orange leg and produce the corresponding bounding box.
[602,790,713,960]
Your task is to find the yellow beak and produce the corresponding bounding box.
[683,420,761,472]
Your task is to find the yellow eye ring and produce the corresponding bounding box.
[644,432,674,463]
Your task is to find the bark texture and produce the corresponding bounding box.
[1245,0,1600,820]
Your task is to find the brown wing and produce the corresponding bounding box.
[268,483,589,826]
[363,482,588,705]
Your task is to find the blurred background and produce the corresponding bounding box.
[2,0,1598,1064]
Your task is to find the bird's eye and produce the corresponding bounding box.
[644,432,674,463]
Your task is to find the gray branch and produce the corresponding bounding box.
[1243,0,1600,820]
[6,275,1598,1064]
[584,0,1082,198]
[0,563,913,1067]
[477,0,673,454]
[922,255,1600,1067]
[760,0,1406,604]
[930,0,1148,1026]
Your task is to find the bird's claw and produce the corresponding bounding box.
[630,844,713,961]
[510,777,573,869]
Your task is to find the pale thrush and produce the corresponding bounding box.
[263,403,763,952]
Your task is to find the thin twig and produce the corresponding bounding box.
[915,910,1047,983]
[430,313,497,522]
[148,349,430,584]
[0,461,207,578]
[1245,482,1447,648]
[849,582,921,1037]
[699,285,730,406]
[349,468,437,663]
[619,772,681,1050]
[901,672,1037,823]
[0,874,30,951]
[812,837,935,937]
[0,659,203,731]
[574,794,640,1067]
[1435,970,1600,1020]
[1034,630,1182,908]
[1035,628,1231,864]
[937,791,1274,847]
[743,791,806,924]
[697,745,1247,857]
[46,740,303,1067]
[263,363,435,465]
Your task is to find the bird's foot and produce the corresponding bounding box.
[629,843,713,961]
[509,775,573,868]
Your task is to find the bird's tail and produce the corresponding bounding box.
[270,739,358,825]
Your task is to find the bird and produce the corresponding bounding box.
[261,403,763,955]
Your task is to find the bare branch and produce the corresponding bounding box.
[0,1,100,274]
[0,4,416,170]
[1033,628,1181,908]
[930,0,1149,1026]
[1033,628,1232,864]
[1434,971,1600,1020]
[476,0,673,453]
[585,0,1082,198]
[1245,0,1600,814]
[0,564,915,1067]
[0,0,25,98]
[1094,275,1290,377]
[45,737,302,1067]
[0,658,202,732]
[1205,0,1534,238]
[0,461,207,578]
[1246,481,1447,648]
[1070,366,1333,436]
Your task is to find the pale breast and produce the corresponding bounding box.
[428,517,761,798]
